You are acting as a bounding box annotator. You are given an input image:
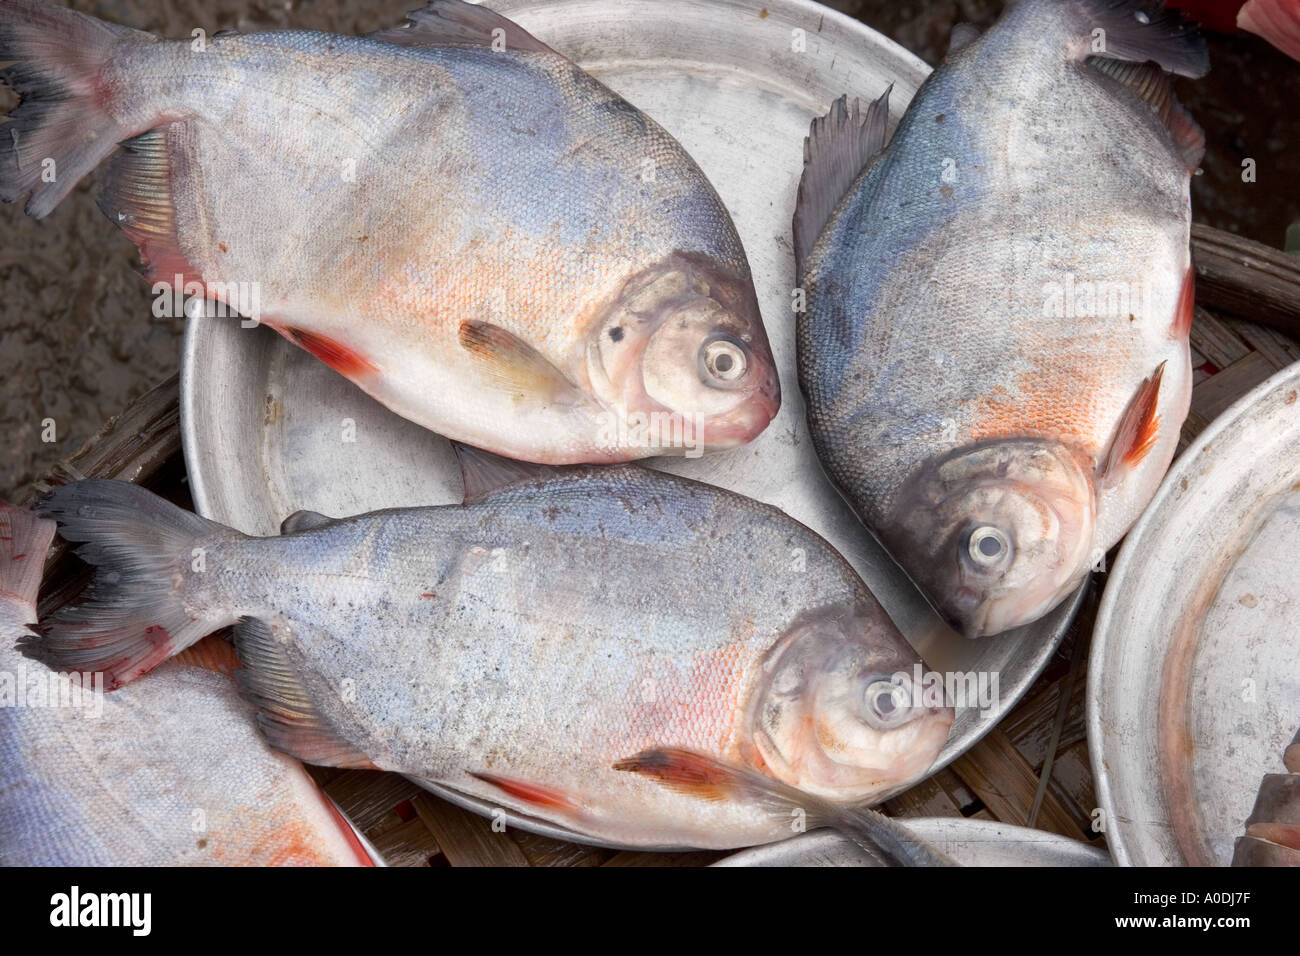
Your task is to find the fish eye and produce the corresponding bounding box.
[700,336,748,384]
[864,678,911,728]
[967,525,1012,568]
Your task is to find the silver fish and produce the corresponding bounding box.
[24,458,953,849]
[0,502,371,866]
[794,0,1206,636]
[0,0,779,463]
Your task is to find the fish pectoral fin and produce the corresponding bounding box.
[1085,58,1205,171]
[368,0,558,57]
[452,442,565,505]
[232,616,377,770]
[792,86,892,277]
[1098,361,1167,489]
[615,748,958,866]
[279,509,337,535]
[458,321,588,408]
[614,747,761,803]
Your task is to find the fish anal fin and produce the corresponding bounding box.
[1100,361,1166,486]
[369,0,557,56]
[792,86,892,277]
[97,125,207,286]
[233,616,377,770]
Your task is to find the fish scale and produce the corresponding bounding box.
[796,0,1204,637]
[0,0,780,462]
[26,465,953,849]
[0,504,370,866]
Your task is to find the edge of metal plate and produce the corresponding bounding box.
[713,817,1112,866]
[180,0,1081,849]
[1088,360,1300,866]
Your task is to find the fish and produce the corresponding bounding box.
[21,455,953,849]
[617,747,958,865]
[793,0,1206,637]
[1232,727,1300,866]
[0,0,779,464]
[0,502,372,866]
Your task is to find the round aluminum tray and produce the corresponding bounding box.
[180,0,1083,846]
[1089,361,1300,866]
[714,818,1111,866]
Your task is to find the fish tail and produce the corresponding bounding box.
[19,480,239,689]
[1063,0,1209,77]
[0,501,56,625]
[0,0,153,217]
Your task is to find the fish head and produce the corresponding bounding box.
[886,439,1096,638]
[585,252,780,454]
[748,604,953,802]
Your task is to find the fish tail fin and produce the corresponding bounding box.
[1065,0,1209,77]
[0,501,56,626]
[1059,2,1207,169]
[0,0,154,217]
[19,480,239,689]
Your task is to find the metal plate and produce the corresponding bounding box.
[180,0,1082,845]
[1089,361,1300,866]
[714,818,1111,866]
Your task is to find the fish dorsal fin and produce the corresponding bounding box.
[1070,0,1208,77]
[369,0,557,56]
[453,442,564,505]
[232,617,377,769]
[947,22,980,57]
[1086,57,1205,170]
[1098,361,1166,488]
[280,509,335,535]
[792,87,892,277]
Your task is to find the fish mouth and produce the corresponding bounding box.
[942,590,991,640]
[692,370,781,449]
[759,701,954,802]
[881,704,955,790]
